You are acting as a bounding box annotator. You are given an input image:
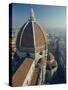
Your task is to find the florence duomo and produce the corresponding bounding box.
[9,3,66,87]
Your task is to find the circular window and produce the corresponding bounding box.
[40,51,43,55]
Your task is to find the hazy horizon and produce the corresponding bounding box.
[11,3,66,36]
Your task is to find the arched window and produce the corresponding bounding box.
[40,51,43,55]
[26,53,30,57]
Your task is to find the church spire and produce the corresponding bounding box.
[30,8,36,21]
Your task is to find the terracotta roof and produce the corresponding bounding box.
[47,52,55,61]
[34,22,45,48]
[16,21,46,51]
[12,58,33,86]
[31,68,40,85]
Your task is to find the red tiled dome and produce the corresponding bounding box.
[16,8,46,52]
[16,21,46,51]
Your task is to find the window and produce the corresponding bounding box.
[40,51,43,55]
[26,53,30,57]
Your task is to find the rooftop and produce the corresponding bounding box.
[31,67,40,85]
[12,58,33,86]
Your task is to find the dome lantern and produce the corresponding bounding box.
[30,8,36,21]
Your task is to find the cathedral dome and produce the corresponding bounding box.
[16,8,46,53]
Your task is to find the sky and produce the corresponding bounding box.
[11,3,66,32]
